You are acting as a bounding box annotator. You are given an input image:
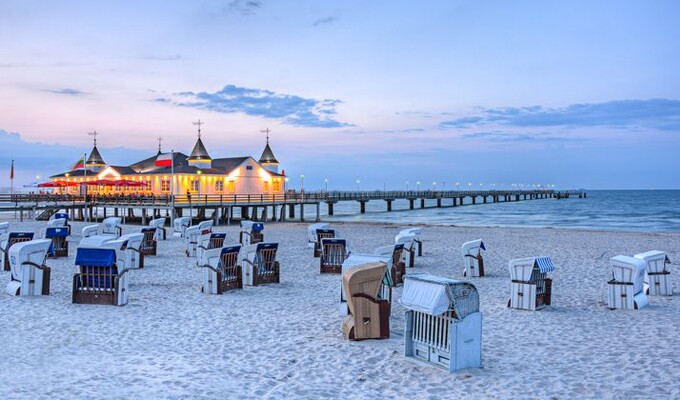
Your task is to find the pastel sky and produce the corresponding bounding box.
[1,0,679,190]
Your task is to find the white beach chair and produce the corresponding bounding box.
[239,221,264,246]
[101,217,123,237]
[82,224,100,238]
[307,222,330,248]
[78,234,117,249]
[200,245,242,294]
[399,227,423,256]
[51,212,72,234]
[401,274,482,372]
[196,232,225,266]
[185,220,213,257]
[608,255,649,310]
[173,216,192,238]
[395,232,417,268]
[508,256,554,311]
[1,232,35,272]
[461,239,486,277]
[149,217,166,240]
[5,239,52,296]
[634,250,672,296]
[374,243,406,286]
[339,254,393,316]
[241,242,280,286]
[118,233,145,270]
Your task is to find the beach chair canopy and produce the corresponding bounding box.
[119,233,144,250]
[210,233,227,240]
[610,255,647,294]
[79,235,116,248]
[342,254,393,288]
[373,244,401,257]
[8,239,51,281]
[343,262,387,310]
[149,218,165,229]
[82,224,100,238]
[45,227,69,238]
[47,218,67,228]
[634,250,670,272]
[307,222,330,243]
[198,220,213,231]
[103,217,122,230]
[395,232,416,247]
[461,239,485,255]
[76,247,117,268]
[52,212,69,221]
[509,256,554,281]
[401,274,479,318]
[174,217,192,229]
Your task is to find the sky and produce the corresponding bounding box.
[1,0,679,190]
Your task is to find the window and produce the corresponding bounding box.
[143,181,152,191]
[228,180,235,193]
[263,181,269,193]
[272,180,281,193]
[246,166,253,170]
[191,180,199,191]
[216,180,224,192]
[161,180,170,192]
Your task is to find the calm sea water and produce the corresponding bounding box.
[303,190,680,233]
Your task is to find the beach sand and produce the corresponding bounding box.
[1,220,679,399]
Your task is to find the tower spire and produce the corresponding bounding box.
[157,136,163,153]
[88,130,98,146]
[261,128,271,145]
[192,119,204,138]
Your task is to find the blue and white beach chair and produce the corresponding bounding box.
[242,242,280,286]
[200,245,243,294]
[5,239,52,296]
[72,247,130,306]
[1,232,35,271]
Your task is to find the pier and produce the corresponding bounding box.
[0,189,586,224]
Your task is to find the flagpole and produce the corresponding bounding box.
[10,160,15,220]
[83,152,88,221]
[171,149,175,223]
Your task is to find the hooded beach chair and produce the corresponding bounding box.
[400,227,423,256]
[320,238,350,274]
[608,255,649,310]
[173,216,192,238]
[395,232,417,269]
[508,256,554,311]
[307,222,330,247]
[401,274,482,372]
[140,228,157,256]
[185,220,213,257]
[341,262,391,341]
[5,239,52,296]
[82,224,100,238]
[239,221,264,246]
[44,227,69,258]
[461,239,486,277]
[197,232,226,266]
[242,242,280,286]
[339,254,393,316]
[119,233,145,269]
[149,217,166,240]
[101,217,123,237]
[1,232,34,271]
[200,245,243,294]
[72,246,130,306]
[78,234,117,249]
[374,243,406,286]
[307,222,331,257]
[634,250,673,296]
[313,229,335,258]
[51,212,72,234]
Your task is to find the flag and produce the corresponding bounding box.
[72,156,85,170]
[155,152,173,167]
[10,160,14,180]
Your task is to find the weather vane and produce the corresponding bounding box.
[192,120,204,138]
[261,128,271,144]
[88,130,98,146]
[157,136,163,153]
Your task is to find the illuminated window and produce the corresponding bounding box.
[191,180,199,191]
[228,180,235,193]
[161,180,170,192]
[272,180,281,193]
[263,181,269,193]
[216,180,224,192]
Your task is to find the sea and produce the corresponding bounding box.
[304,190,680,233]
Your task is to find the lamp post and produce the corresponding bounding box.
[356,179,360,191]
[300,174,304,202]
[170,149,175,222]
[405,181,409,191]
[324,178,328,192]
[432,182,436,191]
[197,170,202,205]
[416,181,420,191]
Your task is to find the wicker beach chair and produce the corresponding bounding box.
[239,221,264,246]
[320,238,350,274]
[185,220,213,257]
[339,254,393,316]
[242,242,280,286]
[341,262,391,341]
[395,232,417,269]
[140,228,157,256]
[101,217,123,237]
[45,227,69,258]
[508,257,554,310]
[1,232,35,271]
[314,229,335,258]
[607,255,648,310]
[461,239,486,277]
[5,239,52,296]
[51,212,72,234]
[374,243,406,286]
[72,246,130,306]
[148,217,166,240]
[201,245,243,294]
[401,274,482,372]
[173,216,192,238]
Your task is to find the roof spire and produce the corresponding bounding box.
[88,130,98,146]
[261,128,271,145]
[192,119,204,138]
[157,136,163,153]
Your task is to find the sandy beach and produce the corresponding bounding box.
[1,219,679,399]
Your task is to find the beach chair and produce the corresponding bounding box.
[307,222,330,256]
[242,242,280,286]
[314,229,335,258]
[508,257,554,311]
[634,251,672,296]
[341,262,391,341]
[339,255,393,316]
[197,232,226,266]
[119,233,145,269]
[400,227,423,256]
[0,222,10,238]
[401,274,482,372]
[239,221,264,246]
[46,217,67,229]
[149,217,166,240]
[320,238,350,274]
[200,245,243,294]
[374,243,406,286]
[51,212,72,234]
[72,247,130,306]
[461,239,486,277]
[140,228,157,256]
[185,220,213,257]
[173,216,192,238]
[82,224,100,238]
[395,232,417,269]
[45,227,69,258]
[5,239,52,296]
[101,217,123,237]
[1,232,35,271]
[78,235,117,249]
[608,255,649,310]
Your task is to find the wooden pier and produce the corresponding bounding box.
[0,189,586,225]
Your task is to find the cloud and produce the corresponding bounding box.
[439,99,680,131]
[157,84,352,128]
[140,54,183,61]
[312,16,338,27]
[462,131,585,143]
[43,88,86,96]
[226,0,262,16]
